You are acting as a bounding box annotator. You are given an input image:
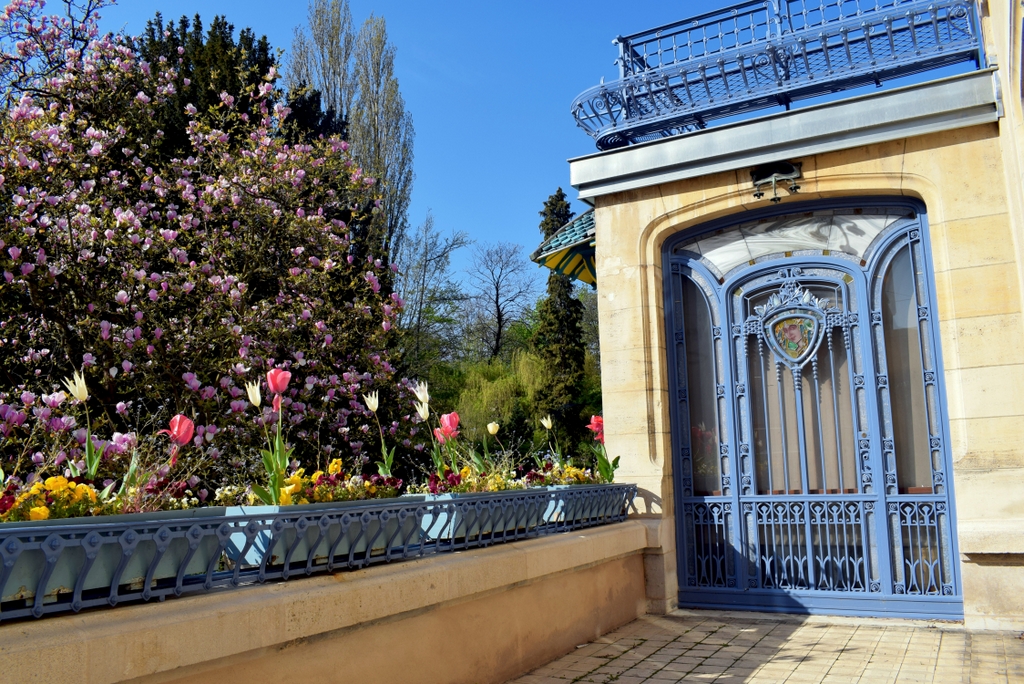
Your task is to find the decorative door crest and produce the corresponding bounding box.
[753,281,833,369]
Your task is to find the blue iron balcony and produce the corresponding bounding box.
[572,0,984,150]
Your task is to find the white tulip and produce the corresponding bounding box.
[245,380,261,408]
[412,381,430,405]
[62,371,89,403]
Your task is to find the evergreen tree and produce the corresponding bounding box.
[282,83,347,144]
[532,189,588,450]
[135,13,277,161]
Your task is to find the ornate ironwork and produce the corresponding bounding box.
[572,0,983,149]
[683,501,732,587]
[891,500,951,595]
[0,484,635,622]
[753,279,835,369]
[667,201,961,617]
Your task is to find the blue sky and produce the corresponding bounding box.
[98,0,733,277]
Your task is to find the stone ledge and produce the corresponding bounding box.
[0,521,649,683]
[958,519,1024,555]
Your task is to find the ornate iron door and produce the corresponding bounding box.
[665,201,961,618]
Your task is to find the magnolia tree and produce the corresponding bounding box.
[0,0,418,499]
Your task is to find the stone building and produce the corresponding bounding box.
[535,0,1024,628]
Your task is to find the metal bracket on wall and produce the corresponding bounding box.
[751,161,801,203]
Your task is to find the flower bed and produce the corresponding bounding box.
[2,367,617,524]
[0,367,631,622]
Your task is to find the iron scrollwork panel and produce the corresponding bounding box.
[682,501,736,588]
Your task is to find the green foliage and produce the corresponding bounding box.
[282,83,347,143]
[588,443,620,484]
[455,352,546,452]
[136,13,277,160]
[538,187,572,241]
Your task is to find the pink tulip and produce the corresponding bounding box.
[267,368,291,395]
[433,427,448,444]
[272,394,282,412]
[159,414,194,466]
[160,414,194,446]
[434,412,460,444]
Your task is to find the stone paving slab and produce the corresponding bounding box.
[508,610,1024,683]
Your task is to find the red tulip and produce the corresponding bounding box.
[160,414,194,446]
[587,415,605,444]
[159,414,194,466]
[267,368,291,395]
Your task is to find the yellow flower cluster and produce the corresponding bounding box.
[2,476,99,522]
[278,469,310,506]
[546,464,596,485]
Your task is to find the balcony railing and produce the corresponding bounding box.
[572,0,983,150]
[0,484,635,622]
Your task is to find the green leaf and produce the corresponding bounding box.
[84,436,103,480]
[251,483,275,505]
[99,481,116,501]
[119,460,138,496]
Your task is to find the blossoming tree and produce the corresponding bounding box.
[0,0,413,496]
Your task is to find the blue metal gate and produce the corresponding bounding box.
[665,199,962,619]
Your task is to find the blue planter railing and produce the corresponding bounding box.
[0,483,636,622]
[572,0,983,149]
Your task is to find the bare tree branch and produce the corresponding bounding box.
[464,242,538,360]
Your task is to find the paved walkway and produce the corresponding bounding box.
[510,610,1024,683]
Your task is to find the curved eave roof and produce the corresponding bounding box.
[529,210,597,286]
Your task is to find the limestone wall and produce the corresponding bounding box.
[594,121,1024,628]
[0,522,648,683]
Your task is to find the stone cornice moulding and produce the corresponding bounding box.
[570,69,1002,202]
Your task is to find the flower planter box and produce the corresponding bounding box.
[0,508,225,612]
[415,484,631,545]
[544,484,631,528]
[221,497,426,571]
[0,483,636,622]
[417,492,546,544]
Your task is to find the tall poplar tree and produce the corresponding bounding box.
[532,189,588,449]
[287,1,415,266]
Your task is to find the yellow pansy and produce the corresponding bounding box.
[44,476,69,492]
[29,506,50,521]
[459,466,471,479]
[279,489,293,506]
[310,471,323,485]
[327,459,343,475]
